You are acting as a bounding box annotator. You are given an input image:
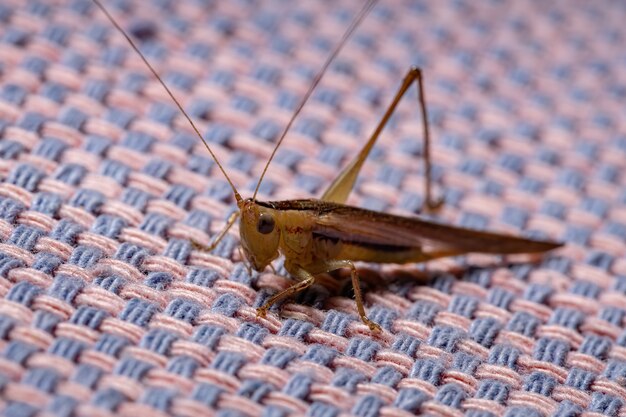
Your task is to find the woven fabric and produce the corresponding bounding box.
[0,0,625,416]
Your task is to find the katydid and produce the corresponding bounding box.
[94,0,562,332]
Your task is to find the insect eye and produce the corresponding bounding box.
[257,213,275,234]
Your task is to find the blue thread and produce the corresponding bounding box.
[69,245,102,268]
[278,319,312,341]
[321,310,353,336]
[48,275,84,302]
[100,160,130,184]
[114,243,149,267]
[94,274,125,294]
[1,83,27,104]
[23,368,58,392]
[70,306,107,329]
[0,140,23,159]
[18,112,46,132]
[193,325,224,349]
[407,300,440,325]
[600,307,624,325]
[122,131,154,151]
[9,225,43,251]
[94,334,129,357]
[367,306,397,330]
[302,345,337,366]
[0,316,14,339]
[0,252,23,277]
[83,135,111,155]
[411,358,444,384]
[164,239,191,261]
[523,283,553,303]
[541,200,566,219]
[332,368,365,392]
[467,411,496,417]
[487,288,514,309]
[393,388,427,412]
[187,154,214,175]
[523,371,556,395]
[563,226,591,245]
[191,383,222,407]
[140,329,178,354]
[31,192,62,216]
[140,212,171,236]
[121,186,152,208]
[165,298,200,323]
[148,103,176,125]
[105,108,135,128]
[506,311,539,337]
[588,392,622,416]
[141,158,172,179]
[549,308,584,329]
[4,341,37,364]
[476,379,509,403]
[58,107,87,129]
[91,388,125,410]
[229,263,252,285]
[114,357,152,379]
[238,379,272,402]
[571,280,600,298]
[435,383,466,408]
[145,271,172,290]
[565,367,595,391]
[70,189,104,213]
[212,293,242,317]
[237,322,268,344]
[35,137,67,160]
[119,298,157,327]
[72,364,102,388]
[185,210,212,230]
[142,388,175,411]
[533,338,569,366]
[167,356,198,377]
[372,366,402,387]
[352,395,382,417]
[345,338,380,361]
[33,311,60,332]
[262,348,298,369]
[307,402,339,417]
[186,268,220,287]
[164,184,195,208]
[449,295,478,317]
[50,339,84,362]
[579,335,611,359]
[4,403,36,417]
[92,215,126,239]
[553,401,582,417]
[586,251,613,270]
[488,345,520,369]
[212,352,245,375]
[391,334,420,357]
[428,325,464,352]
[8,164,44,191]
[47,395,76,417]
[452,351,480,374]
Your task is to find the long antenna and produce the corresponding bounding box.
[252,0,378,200]
[93,0,242,204]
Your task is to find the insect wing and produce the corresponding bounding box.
[310,200,562,256]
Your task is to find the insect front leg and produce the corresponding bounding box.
[325,260,381,332]
[321,67,443,213]
[256,263,315,319]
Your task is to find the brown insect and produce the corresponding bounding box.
[95,0,562,331]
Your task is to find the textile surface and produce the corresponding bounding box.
[0,0,625,416]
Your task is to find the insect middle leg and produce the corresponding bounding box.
[322,67,442,212]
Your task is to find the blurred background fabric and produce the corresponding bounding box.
[0,0,625,416]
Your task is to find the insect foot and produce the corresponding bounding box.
[256,306,268,319]
[365,319,382,332]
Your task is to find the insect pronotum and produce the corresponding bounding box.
[94,0,562,331]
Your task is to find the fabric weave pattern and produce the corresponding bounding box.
[0,0,625,416]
